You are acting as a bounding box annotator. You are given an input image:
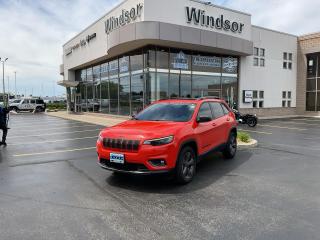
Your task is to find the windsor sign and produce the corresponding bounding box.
[186,7,245,34]
[105,3,143,34]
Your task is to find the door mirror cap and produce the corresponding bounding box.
[197,116,212,123]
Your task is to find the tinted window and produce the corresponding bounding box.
[30,100,36,104]
[198,103,212,120]
[36,100,44,104]
[22,100,29,104]
[136,103,196,122]
[220,104,229,115]
[210,102,225,119]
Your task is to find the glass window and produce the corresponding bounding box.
[260,58,265,67]
[283,52,287,60]
[192,75,221,98]
[169,73,179,98]
[259,91,264,99]
[198,103,212,120]
[130,52,144,72]
[283,62,287,69]
[287,101,291,107]
[131,74,144,114]
[109,59,119,78]
[254,58,259,66]
[210,102,225,119]
[307,54,317,78]
[222,57,238,74]
[86,68,93,81]
[288,62,292,70]
[259,101,264,108]
[93,65,100,82]
[149,72,169,102]
[136,103,196,122]
[100,80,110,114]
[260,48,265,57]
[289,53,293,61]
[119,75,130,115]
[282,100,286,107]
[192,55,221,73]
[119,56,129,73]
[317,92,320,111]
[30,99,36,104]
[288,91,292,99]
[318,78,320,91]
[170,50,191,70]
[253,101,257,108]
[221,77,237,107]
[156,48,169,69]
[80,69,86,82]
[307,78,316,91]
[282,91,287,99]
[253,91,258,99]
[148,50,156,68]
[254,47,259,56]
[306,92,316,111]
[180,74,191,98]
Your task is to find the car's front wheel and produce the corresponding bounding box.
[175,146,196,184]
[223,131,237,159]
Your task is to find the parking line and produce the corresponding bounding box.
[258,124,307,131]
[12,124,96,132]
[11,122,84,128]
[8,136,98,146]
[13,147,96,157]
[7,129,101,139]
[294,119,320,122]
[239,129,273,135]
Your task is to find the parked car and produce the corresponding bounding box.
[9,98,46,112]
[96,98,238,184]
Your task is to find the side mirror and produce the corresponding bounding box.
[197,116,211,123]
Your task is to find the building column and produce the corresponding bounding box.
[66,86,72,113]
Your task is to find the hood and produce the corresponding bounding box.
[100,120,185,140]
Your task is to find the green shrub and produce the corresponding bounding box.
[46,102,67,110]
[237,131,251,143]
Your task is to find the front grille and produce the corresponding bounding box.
[100,158,148,172]
[103,138,140,152]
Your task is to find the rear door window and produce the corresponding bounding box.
[209,102,225,119]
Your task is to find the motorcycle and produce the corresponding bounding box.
[233,109,258,127]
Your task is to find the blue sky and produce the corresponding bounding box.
[0,0,319,97]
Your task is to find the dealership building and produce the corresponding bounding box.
[59,0,320,116]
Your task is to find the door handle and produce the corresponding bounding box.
[212,122,217,127]
[226,118,231,122]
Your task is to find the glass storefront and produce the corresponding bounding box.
[306,53,320,111]
[75,46,239,116]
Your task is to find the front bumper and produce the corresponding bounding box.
[96,140,178,174]
[98,159,170,175]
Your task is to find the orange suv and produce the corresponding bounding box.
[97,98,238,184]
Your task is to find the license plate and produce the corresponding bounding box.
[110,153,125,164]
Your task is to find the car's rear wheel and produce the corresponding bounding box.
[35,106,43,112]
[11,107,19,113]
[175,146,196,184]
[223,131,237,159]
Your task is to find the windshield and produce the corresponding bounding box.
[135,103,196,122]
[12,100,21,103]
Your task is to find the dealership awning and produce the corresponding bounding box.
[57,80,79,88]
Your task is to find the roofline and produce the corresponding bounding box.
[299,32,320,40]
[63,0,131,47]
[252,25,298,38]
[189,0,251,17]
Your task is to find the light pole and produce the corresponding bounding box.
[0,57,8,107]
[14,71,17,99]
[7,76,9,95]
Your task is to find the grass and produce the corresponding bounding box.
[237,131,251,143]
[46,103,67,111]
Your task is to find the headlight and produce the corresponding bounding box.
[98,133,104,143]
[143,136,174,146]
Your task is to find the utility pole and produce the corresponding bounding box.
[7,76,9,95]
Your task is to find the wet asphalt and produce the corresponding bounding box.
[0,113,320,240]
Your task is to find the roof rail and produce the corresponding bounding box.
[197,96,222,100]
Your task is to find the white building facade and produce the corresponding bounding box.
[60,0,301,117]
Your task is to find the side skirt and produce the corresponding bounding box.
[198,143,227,162]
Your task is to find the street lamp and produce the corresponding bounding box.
[0,57,8,107]
[14,71,17,99]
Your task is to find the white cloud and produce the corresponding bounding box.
[1,0,319,97]
[0,0,118,97]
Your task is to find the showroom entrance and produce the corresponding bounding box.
[75,46,239,116]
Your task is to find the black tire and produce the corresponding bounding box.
[247,117,257,127]
[175,146,197,184]
[223,131,237,159]
[35,106,43,113]
[12,107,19,113]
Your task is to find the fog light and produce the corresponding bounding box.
[149,159,166,167]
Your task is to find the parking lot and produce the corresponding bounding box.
[0,114,320,240]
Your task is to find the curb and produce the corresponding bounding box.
[238,139,258,150]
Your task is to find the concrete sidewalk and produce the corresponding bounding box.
[47,111,129,127]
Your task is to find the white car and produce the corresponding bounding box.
[9,98,46,112]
